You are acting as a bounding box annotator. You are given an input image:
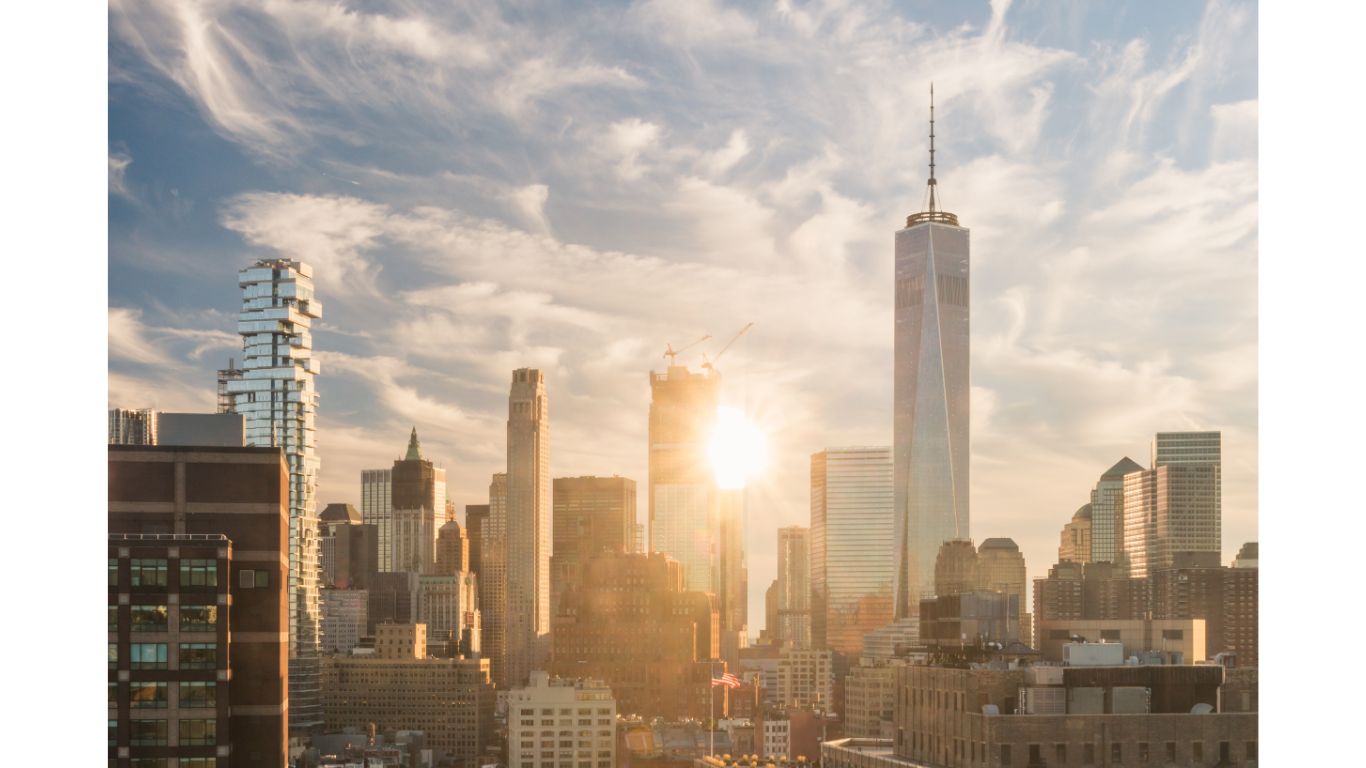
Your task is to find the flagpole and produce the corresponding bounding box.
[709,661,715,758]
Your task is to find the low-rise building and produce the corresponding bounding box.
[321,623,493,767]
[844,658,907,739]
[774,648,833,710]
[506,671,617,768]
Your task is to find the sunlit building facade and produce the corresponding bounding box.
[223,258,323,732]
[648,364,720,594]
[892,166,970,619]
[1089,457,1143,564]
[811,447,895,657]
[506,368,551,688]
[391,428,447,574]
[776,526,812,648]
[109,407,157,445]
[361,468,394,571]
[551,475,637,615]
[482,473,508,687]
[1123,432,1222,579]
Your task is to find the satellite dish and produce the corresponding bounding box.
[1190,703,1214,714]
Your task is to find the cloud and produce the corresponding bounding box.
[109,150,135,201]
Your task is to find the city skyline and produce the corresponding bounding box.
[108,1,1258,629]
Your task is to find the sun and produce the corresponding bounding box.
[708,406,769,490]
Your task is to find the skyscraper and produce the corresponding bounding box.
[551,475,637,614]
[1123,432,1222,578]
[1058,503,1094,564]
[361,467,394,570]
[390,427,447,574]
[811,447,895,657]
[481,473,508,687]
[776,526,811,648]
[893,91,970,618]
[505,368,550,688]
[109,407,157,445]
[223,258,323,732]
[648,362,720,593]
[1090,457,1144,563]
[717,487,749,664]
[465,503,489,578]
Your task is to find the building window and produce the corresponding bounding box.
[1166,742,1176,762]
[110,606,120,632]
[1111,743,1122,762]
[1193,742,1204,761]
[181,559,218,587]
[130,559,168,587]
[108,720,118,747]
[1246,742,1257,760]
[1056,744,1067,763]
[1161,629,1184,640]
[179,719,216,746]
[130,681,168,708]
[110,558,120,586]
[131,759,169,768]
[1000,744,1011,766]
[129,719,168,746]
[109,643,119,669]
[1100,629,1121,640]
[179,682,217,708]
[109,682,118,706]
[1138,742,1149,761]
[129,643,168,669]
[1083,743,1095,765]
[130,605,169,633]
[177,759,217,768]
[179,643,217,669]
[179,606,218,632]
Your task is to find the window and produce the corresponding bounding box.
[1111,743,1122,762]
[181,559,218,587]
[109,682,118,706]
[1161,628,1184,640]
[1083,743,1095,765]
[109,643,119,669]
[131,559,168,587]
[1100,629,1121,640]
[129,719,168,746]
[109,720,118,747]
[1193,742,1204,761]
[1056,744,1067,763]
[130,605,169,632]
[1166,742,1176,762]
[178,759,217,768]
[1246,742,1257,760]
[110,558,120,586]
[110,606,120,632]
[131,759,169,768]
[130,642,168,669]
[179,643,217,669]
[1000,744,1011,766]
[179,682,217,708]
[1138,742,1149,762]
[179,718,216,746]
[179,606,218,632]
[130,681,168,708]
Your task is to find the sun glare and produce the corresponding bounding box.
[708,406,768,490]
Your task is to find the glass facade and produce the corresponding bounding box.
[776,525,811,648]
[893,220,970,617]
[811,447,895,656]
[647,365,720,594]
[224,258,323,731]
[362,468,393,571]
[1089,457,1143,563]
[1122,432,1222,578]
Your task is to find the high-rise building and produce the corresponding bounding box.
[482,473,509,687]
[435,520,469,576]
[222,258,323,733]
[108,445,289,765]
[764,578,780,645]
[1058,503,1093,564]
[109,407,158,444]
[776,526,811,648]
[1151,557,1258,666]
[550,551,721,720]
[321,588,369,655]
[506,368,551,688]
[361,468,394,570]
[319,503,377,590]
[1232,541,1258,569]
[976,538,1031,645]
[367,571,419,634]
[1032,560,1151,647]
[811,447,895,657]
[506,671,617,768]
[551,475,637,614]
[893,94,970,619]
[1089,457,1144,564]
[391,428,447,574]
[321,624,494,768]
[465,503,489,578]
[417,573,481,658]
[843,657,907,739]
[1123,432,1222,578]
[718,487,749,664]
[648,362,720,593]
[932,539,979,597]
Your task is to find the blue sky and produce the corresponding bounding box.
[108,0,1258,632]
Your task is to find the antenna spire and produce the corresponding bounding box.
[928,82,937,213]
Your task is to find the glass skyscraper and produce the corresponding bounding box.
[224,258,323,732]
[892,173,970,617]
[647,364,720,594]
[811,447,895,657]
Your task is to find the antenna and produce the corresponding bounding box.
[928,82,937,213]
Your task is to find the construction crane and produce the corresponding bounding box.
[702,322,754,373]
[663,334,711,366]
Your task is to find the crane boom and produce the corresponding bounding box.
[703,322,754,372]
[663,334,711,366]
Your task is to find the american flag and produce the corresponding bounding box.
[710,673,742,689]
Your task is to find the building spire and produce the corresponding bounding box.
[405,426,422,460]
[906,82,958,228]
[928,82,937,213]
